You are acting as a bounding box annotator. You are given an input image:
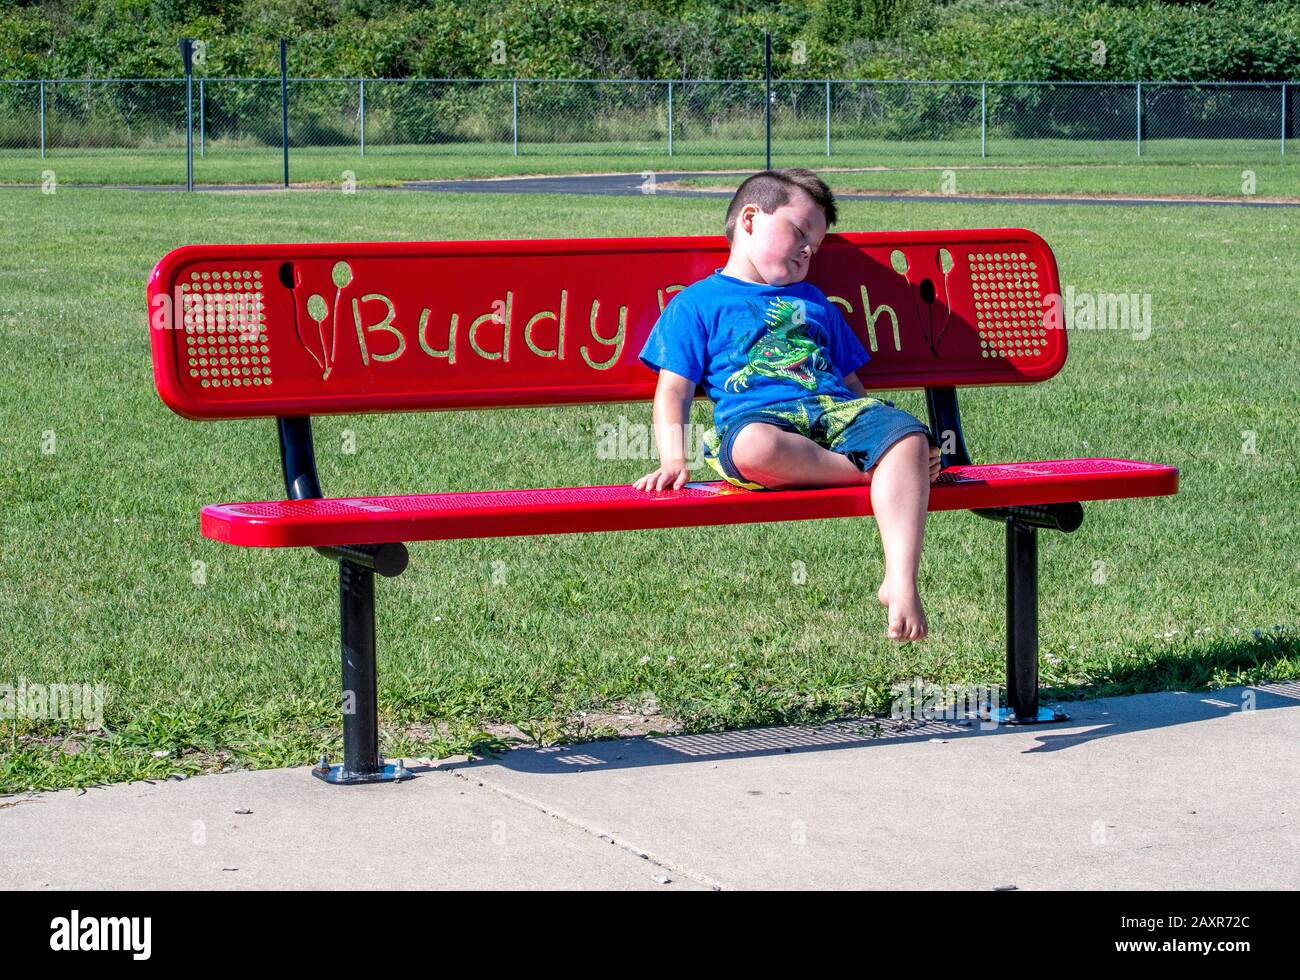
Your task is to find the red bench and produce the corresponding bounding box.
[146,228,1178,784]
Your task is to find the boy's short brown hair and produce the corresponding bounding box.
[724,168,838,244]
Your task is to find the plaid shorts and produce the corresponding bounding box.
[701,393,938,490]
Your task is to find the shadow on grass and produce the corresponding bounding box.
[1045,629,1297,702]
[3,631,1293,791]
[443,631,1298,775]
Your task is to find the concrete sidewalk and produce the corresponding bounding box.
[4,683,1298,890]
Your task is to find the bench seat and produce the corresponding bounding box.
[201,457,1178,548]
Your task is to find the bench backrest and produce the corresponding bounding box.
[147,228,1064,421]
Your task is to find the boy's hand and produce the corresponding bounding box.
[634,462,690,492]
[928,445,942,483]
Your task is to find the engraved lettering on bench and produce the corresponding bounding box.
[579,298,627,370]
[524,289,568,359]
[351,293,405,365]
[657,285,685,311]
[305,285,628,373]
[469,293,511,361]
[418,308,458,363]
[828,287,901,353]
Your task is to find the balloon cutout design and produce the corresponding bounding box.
[892,247,953,359]
[297,260,353,380]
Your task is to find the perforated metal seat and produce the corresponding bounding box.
[202,458,1178,548]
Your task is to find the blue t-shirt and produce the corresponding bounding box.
[638,268,872,432]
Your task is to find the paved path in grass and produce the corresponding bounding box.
[404,171,1300,207]
[17,172,1299,206]
[4,682,1298,890]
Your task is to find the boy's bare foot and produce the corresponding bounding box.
[877,579,928,641]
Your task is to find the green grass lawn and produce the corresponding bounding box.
[2,136,1296,197]
[1,185,1296,792]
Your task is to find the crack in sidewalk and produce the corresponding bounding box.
[439,765,724,891]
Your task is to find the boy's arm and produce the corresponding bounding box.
[652,368,697,465]
[632,368,698,491]
[842,371,869,398]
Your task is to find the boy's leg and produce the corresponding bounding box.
[866,432,932,642]
[820,398,938,641]
[729,422,868,489]
[730,421,933,641]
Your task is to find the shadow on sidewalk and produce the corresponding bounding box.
[435,679,1300,778]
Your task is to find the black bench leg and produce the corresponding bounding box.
[312,553,415,784]
[995,518,1070,726]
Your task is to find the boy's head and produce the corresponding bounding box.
[723,168,837,286]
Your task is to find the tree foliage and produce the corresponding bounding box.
[0,0,1295,80]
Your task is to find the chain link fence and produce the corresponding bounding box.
[1,77,1295,184]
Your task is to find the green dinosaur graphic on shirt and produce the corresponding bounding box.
[723,298,831,393]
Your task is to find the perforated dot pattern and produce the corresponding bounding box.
[223,483,737,518]
[967,251,1046,360]
[935,458,1154,484]
[217,460,1163,521]
[181,268,271,389]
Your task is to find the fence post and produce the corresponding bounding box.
[764,32,772,170]
[199,78,204,158]
[280,38,289,188]
[825,79,831,156]
[667,80,673,156]
[39,80,46,159]
[180,39,194,191]
[1136,80,1142,156]
[360,78,365,157]
[981,81,987,158]
[1282,82,1288,156]
[512,78,518,156]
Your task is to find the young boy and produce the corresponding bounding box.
[632,168,942,642]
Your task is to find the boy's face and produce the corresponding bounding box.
[732,187,828,286]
